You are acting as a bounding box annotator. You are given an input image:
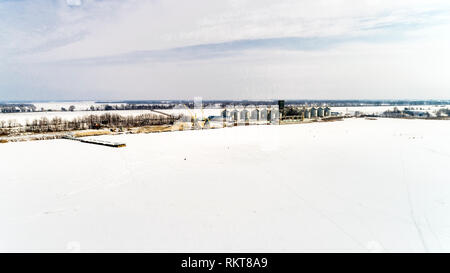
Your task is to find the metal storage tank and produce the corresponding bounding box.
[318,107,324,117]
[251,109,260,121]
[231,110,239,122]
[304,108,310,119]
[310,107,317,118]
[270,109,279,124]
[324,107,331,117]
[240,109,249,121]
[260,108,268,121]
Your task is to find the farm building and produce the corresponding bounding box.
[276,100,332,121]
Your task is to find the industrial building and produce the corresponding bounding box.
[277,100,333,123]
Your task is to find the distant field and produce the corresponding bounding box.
[2,104,449,126]
[0,109,163,126]
[32,101,125,111]
[1,118,450,252]
[332,105,448,115]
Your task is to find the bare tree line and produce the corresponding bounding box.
[0,113,178,136]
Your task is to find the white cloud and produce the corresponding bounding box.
[4,0,449,62]
[66,0,82,7]
[1,0,450,100]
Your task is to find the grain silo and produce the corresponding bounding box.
[310,107,317,118]
[251,109,260,121]
[270,109,280,124]
[231,109,239,122]
[318,107,324,117]
[304,108,310,119]
[260,108,268,121]
[240,109,249,121]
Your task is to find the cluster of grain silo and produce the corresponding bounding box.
[278,100,332,122]
[221,105,279,125]
[310,107,317,118]
[174,100,334,131]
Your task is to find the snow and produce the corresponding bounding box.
[31,101,125,111]
[1,118,450,252]
[0,109,163,126]
[32,101,99,111]
[6,105,448,127]
[3,104,449,127]
[332,105,448,115]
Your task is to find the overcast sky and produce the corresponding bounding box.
[1,0,450,101]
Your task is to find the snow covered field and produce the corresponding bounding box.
[0,109,163,126]
[1,118,450,252]
[30,101,127,111]
[3,105,449,127]
[333,105,449,115]
[32,101,107,111]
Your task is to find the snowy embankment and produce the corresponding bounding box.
[1,118,450,252]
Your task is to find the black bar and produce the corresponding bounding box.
[0,253,447,272]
